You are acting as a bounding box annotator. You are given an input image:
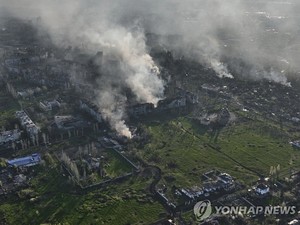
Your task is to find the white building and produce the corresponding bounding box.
[255,184,270,195]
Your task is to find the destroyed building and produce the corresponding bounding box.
[127,103,154,117]
[54,115,89,130]
[39,99,61,112]
[157,96,187,111]
[217,108,230,126]
[0,129,21,145]
[175,87,198,104]
[15,110,39,138]
[79,99,102,123]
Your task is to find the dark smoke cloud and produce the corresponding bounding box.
[2,0,300,134]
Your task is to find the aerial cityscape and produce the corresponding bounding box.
[0,1,300,225]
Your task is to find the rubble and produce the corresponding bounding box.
[0,129,21,145]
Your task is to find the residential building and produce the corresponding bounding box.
[255,183,270,196]
[79,99,102,122]
[15,111,39,137]
[39,100,61,111]
[54,115,88,130]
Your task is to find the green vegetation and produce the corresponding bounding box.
[0,88,20,128]
[59,144,135,186]
[135,116,300,186]
[104,149,134,177]
[0,159,165,225]
[1,86,300,224]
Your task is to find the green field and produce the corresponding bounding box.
[135,116,300,187]
[0,161,165,225]
[104,148,135,178]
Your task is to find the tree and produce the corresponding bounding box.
[276,164,281,179]
[83,167,87,180]
[70,161,80,180]
[61,151,71,165]
[42,133,47,145]
[61,151,80,181]
[36,134,39,146]
[11,142,16,151]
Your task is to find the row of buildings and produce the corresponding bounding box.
[127,89,198,117]
[180,173,236,201]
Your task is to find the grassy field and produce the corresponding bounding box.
[104,148,135,177]
[0,160,165,225]
[135,116,300,187]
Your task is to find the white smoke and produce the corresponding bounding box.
[84,26,164,137]
[210,59,234,79]
[3,0,300,84]
[3,0,300,136]
[85,26,164,104]
[1,1,165,138]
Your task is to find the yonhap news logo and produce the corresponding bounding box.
[194,200,212,221]
[194,200,297,221]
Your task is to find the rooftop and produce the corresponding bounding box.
[7,153,41,167]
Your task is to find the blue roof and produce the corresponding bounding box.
[7,153,41,167]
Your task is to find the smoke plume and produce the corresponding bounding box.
[2,0,300,135]
[1,0,165,137]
